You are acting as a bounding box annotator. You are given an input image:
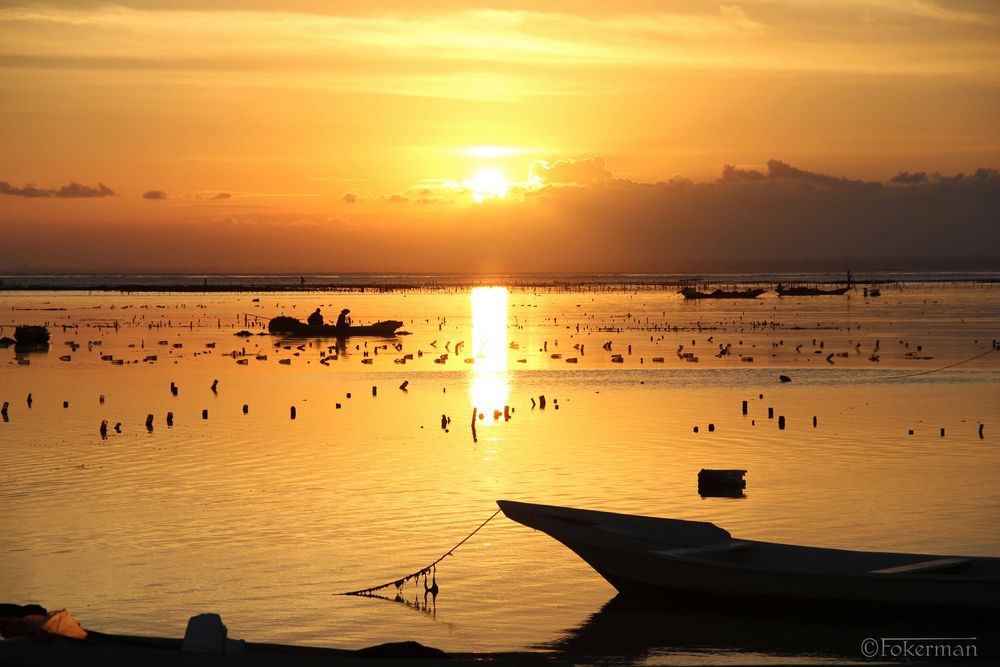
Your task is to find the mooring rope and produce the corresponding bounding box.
[879,347,997,380]
[337,508,502,597]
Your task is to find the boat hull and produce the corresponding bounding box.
[776,286,850,296]
[268,318,403,338]
[498,500,1000,611]
[680,288,766,299]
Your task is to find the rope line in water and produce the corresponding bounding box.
[337,508,502,597]
[879,347,997,380]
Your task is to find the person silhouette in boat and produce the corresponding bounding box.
[307,308,324,327]
[335,308,351,330]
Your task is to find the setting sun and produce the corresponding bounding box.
[469,169,509,203]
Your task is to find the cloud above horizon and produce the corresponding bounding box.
[142,189,167,200]
[530,157,612,186]
[1,159,997,273]
[0,180,115,198]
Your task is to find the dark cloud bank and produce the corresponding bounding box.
[502,158,1000,273]
[1,160,998,273]
[0,180,115,198]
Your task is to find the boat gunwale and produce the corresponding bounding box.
[497,500,1000,583]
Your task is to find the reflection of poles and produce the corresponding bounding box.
[470,406,478,443]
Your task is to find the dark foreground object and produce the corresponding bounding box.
[546,593,999,664]
[268,316,403,338]
[0,629,565,667]
[497,500,1000,611]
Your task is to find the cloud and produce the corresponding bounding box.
[721,164,767,181]
[342,192,358,203]
[0,180,115,198]
[142,190,168,200]
[530,157,612,186]
[210,192,231,200]
[722,160,859,186]
[509,159,1000,271]
[890,171,928,184]
[3,160,997,273]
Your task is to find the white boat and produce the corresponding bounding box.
[497,500,1000,610]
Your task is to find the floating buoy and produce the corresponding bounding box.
[698,468,747,492]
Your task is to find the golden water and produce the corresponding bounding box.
[1,284,998,661]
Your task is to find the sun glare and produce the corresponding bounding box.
[469,169,509,203]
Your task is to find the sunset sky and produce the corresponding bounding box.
[2,1,999,272]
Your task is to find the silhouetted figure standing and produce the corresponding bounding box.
[307,308,324,326]
[336,308,351,329]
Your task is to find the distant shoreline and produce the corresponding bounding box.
[1,271,999,293]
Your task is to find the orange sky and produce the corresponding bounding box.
[1,1,999,272]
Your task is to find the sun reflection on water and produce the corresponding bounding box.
[470,287,509,419]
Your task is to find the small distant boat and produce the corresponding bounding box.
[776,284,849,297]
[679,287,766,300]
[268,316,403,338]
[497,500,1000,610]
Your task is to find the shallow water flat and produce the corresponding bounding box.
[1,284,998,663]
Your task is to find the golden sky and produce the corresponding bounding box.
[1,1,999,272]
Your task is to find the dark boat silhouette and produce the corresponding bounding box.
[268,316,402,338]
[776,284,850,296]
[498,500,1000,611]
[679,287,766,299]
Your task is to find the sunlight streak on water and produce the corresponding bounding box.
[470,287,509,417]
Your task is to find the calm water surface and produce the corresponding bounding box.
[2,284,999,663]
